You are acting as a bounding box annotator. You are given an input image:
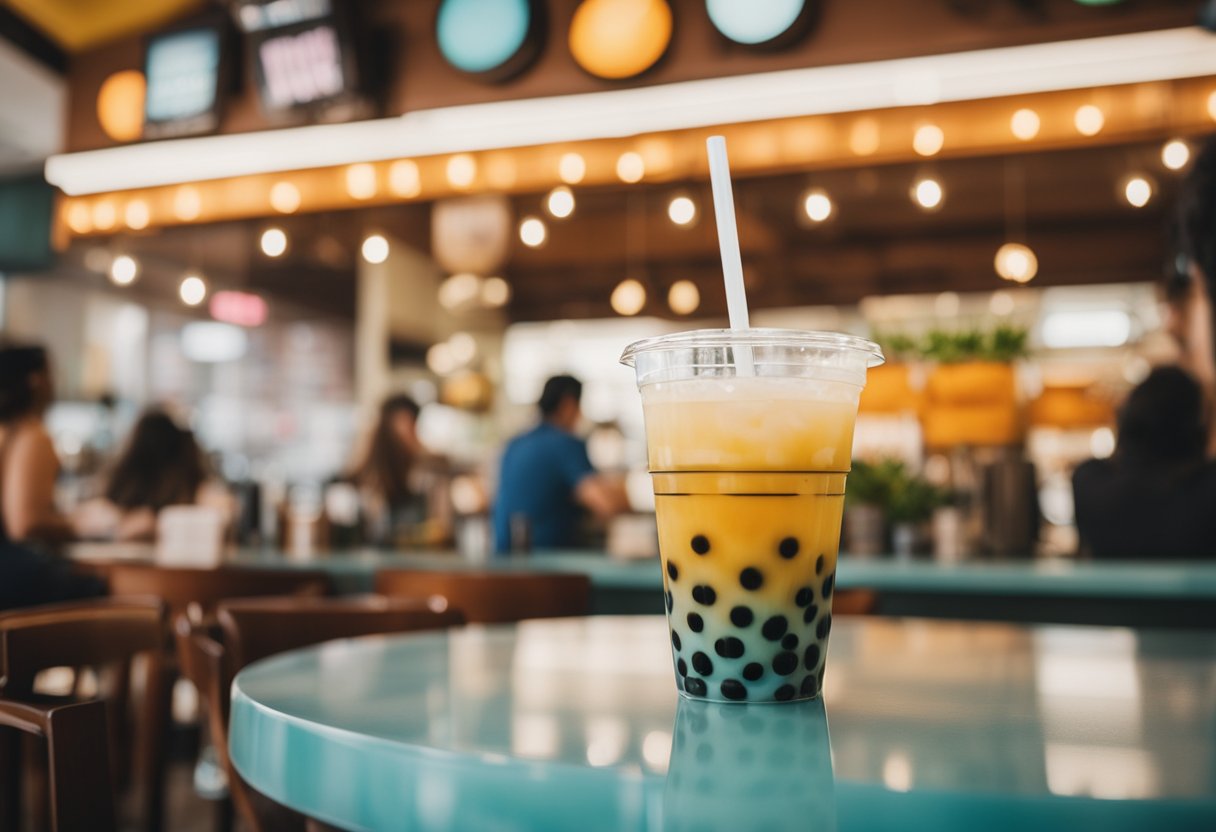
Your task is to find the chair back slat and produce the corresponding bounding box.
[374,569,591,624]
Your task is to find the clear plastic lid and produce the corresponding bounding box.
[621,328,884,387]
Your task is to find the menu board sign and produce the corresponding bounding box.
[143,25,226,139]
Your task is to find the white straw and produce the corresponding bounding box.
[706,136,754,375]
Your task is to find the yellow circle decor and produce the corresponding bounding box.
[569,0,673,80]
[97,70,147,142]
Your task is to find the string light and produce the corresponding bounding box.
[124,199,150,230]
[270,181,301,213]
[389,160,421,197]
[1162,140,1190,171]
[803,190,832,222]
[616,152,645,184]
[1074,105,1104,137]
[446,154,477,189]
[994,243,1038,283]
[559,152,587,184]
[913,124,944,156]
[345,163,377,200]
[667,280,700,315]
[667,196,696,226]
[109,254,138,286]
[519,216,547,247]
[611,279,646,315]
[546,186,575,219]
[912,178,943,210]
[361,234,390,264]
[260,228,288,257]
[1123,176,1152,208]
[173,186,201,221]
[179,273,207,306]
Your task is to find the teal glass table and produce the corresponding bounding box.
[229,617,1216,831]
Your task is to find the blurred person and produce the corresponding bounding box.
[349,394,452,546]
[76,409,231,541]
[493,375,628,553]
[1073,366,1216,560]
[0,343,102,609]
[1173,134,1216,440]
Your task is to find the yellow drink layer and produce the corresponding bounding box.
[642,378,860,704]
[640,377,861,472]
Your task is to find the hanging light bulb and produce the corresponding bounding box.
[912,177,944,210]
[361,234,390,264]
[1123,176,1152,208]
[270,181,301,213]
[1010,108,1041,141]
[803,189,832,222]
[179,273,208,306]
[559,152,587,185]
[345,163,377,200]
[124,199,150,230]
[994,243,1038,283]
[446,154,477,189]
[546,186,575,219]
[519,216,547,247]
[616,152,645,184]
[913,124,944,157]
[667,196,697,226]
[611,279,647,315]
[108,254,139,286]
[1074,105,1104,137]
[389,160,421,197]
[667,280,700,315]
[1162,140,1190,171]
[260,228,288,257]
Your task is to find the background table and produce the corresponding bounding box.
[73,543,1216,626]
[229,616,1216,831]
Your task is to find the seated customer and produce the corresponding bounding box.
[77,409,231,542]
[1073,366,1216,559]
[493,375,627,553]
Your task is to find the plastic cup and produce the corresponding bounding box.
[621,329,883,704]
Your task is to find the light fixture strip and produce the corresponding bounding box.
[46,27,1216,196]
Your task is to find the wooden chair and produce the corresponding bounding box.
[176,596,463,832]
[0,599,163,832]
[105,565,332,832]
[833,589,877,616]
[373,569,592,623]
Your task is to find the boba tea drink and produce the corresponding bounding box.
[621,329,882,703]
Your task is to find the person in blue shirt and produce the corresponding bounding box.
[494,375,627,553]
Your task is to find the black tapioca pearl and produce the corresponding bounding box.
[801,674,819,697]
[677,657,688,676]
[730,605,754,627]
[691,584,717,606]
[822,572,835,599]
[795,587,814,607]
[671,630,682,650]
[804,644,821,671]
[816,554,825,575]
[685,676,707,697]
[762,616,788,641]
[778,537,800,559]
[816,614,832,639]
[714,637,745,659]
[772,651,799,676]
[742,662,764,681]
[740,567,764,590]
[774,684,796,701]
[664,590,673,612]
[720,679,747,701]
[802,604,819,624]
[691,535,710,555]
[782,634,799,650]
[692,651,714,676]
[667,561,679,581]
[687,612,704,632]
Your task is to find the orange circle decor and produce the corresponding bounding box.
[97,70,146,142]
[569,0,673,80]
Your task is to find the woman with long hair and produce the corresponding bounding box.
[349,395,451,546]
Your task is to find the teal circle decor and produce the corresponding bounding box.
[436,0,545,81]
[706,0,813,47]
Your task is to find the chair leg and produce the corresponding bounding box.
[137,655,173,832]
[213,795,234,832]
[24,733,49,832]
[101,659,133,795]
[0,727,20,832]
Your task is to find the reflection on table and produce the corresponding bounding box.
[229,617,1216,831]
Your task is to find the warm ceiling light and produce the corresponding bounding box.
[568,0,673,80]
[1207,90,1216,121]
[913,124,944,156]
[803,189,832,222]
[616,152,645,184]
[388,160,421,197]
[361,234,390,264]
[66,201,92,234]
[849,117,880,156]
[519,216,547,247]
[173,185,201,221]
[912,177,943,210]
[260,227,288,257]
[91,200,117,231]
[1074,104,1105,136]
[559,152,587,185]
[179,273,208,306]
[1010,108,1040,141]
[108,254,138,286]
[994,242,1038,283]
[1162,139,1190,171]
[546,186,575,219]
[96,70,146,143]
[269,181,301,213]
[667,195,696,226]
[446,154,477,189]
[611,278,647,316]
[1123,176,1152,208]
[667,280,700,315]
[124,199,150,230]
[345,163,377,200]
[481,276,512,307]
